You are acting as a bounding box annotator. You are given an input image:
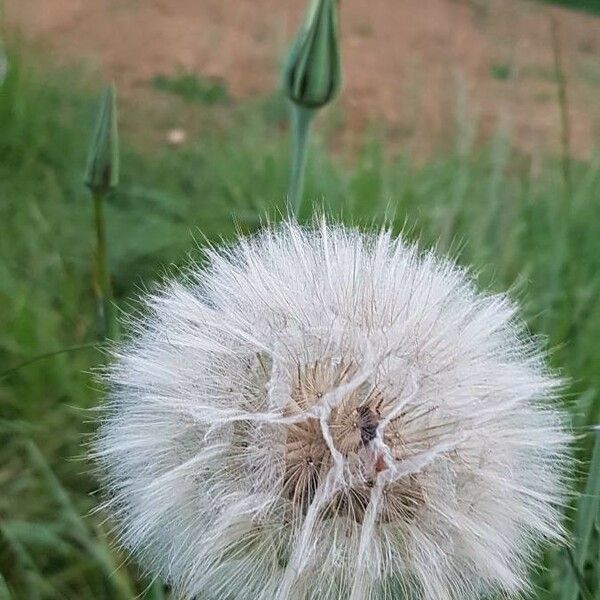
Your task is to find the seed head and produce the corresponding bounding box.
[94,220,571,600]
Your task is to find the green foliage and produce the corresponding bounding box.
[490,62,513,81]
[562,430,600,600]
[1,45,600,599]
[543,0,600,15]
[152,73,229,104]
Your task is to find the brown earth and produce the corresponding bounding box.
[3,0,600,159]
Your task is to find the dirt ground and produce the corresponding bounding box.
[3,0,600,158]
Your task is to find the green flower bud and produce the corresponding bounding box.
[84,85,119,193]
[284,0,341,110]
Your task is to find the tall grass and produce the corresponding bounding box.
[1,44,599,599]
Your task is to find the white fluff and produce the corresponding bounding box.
[94,220,571,600]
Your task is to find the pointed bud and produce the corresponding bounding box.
[84,85,119,193]
[284,0,341,110]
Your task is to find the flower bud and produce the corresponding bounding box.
[284,0,341,110]
[84,85,119,193]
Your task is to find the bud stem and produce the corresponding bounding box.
[92,191,118,340]
[288,105,315,217]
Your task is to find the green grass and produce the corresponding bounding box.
[490,62,513,81]
[152,73,230,104]
[1,44,600,599]
[543,0,600,15]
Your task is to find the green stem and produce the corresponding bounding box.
[0,343,98,380]
[565,546,594,600]
[550,15,572,203]
[93,191,118,340]
[288,105,315,218]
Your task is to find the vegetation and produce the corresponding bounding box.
[152,73,230,105]
[1,39,599,599]
[545,0,600,16]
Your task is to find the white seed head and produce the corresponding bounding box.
[94,220,571,600]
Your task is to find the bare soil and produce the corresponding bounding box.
[3,0,600,158]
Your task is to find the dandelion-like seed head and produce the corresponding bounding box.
[95,220,571,600]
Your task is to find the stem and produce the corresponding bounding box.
[543,15,572,340]
[565,546,594,600]
[93,191,118,340]
[0,343,98,380]
[288,105,315,218]
[550,15,572,202]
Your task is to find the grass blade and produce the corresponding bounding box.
[563,428,600,600]
[0,571,12,600]
[25,441,135,599]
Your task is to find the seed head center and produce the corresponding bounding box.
[282,360,423,523]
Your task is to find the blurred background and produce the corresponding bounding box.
[1,0,599,598]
